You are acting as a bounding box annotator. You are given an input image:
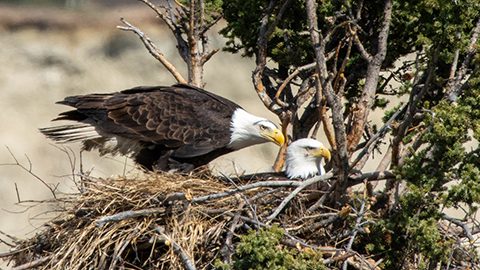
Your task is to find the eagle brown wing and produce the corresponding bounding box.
[53,84,240,158]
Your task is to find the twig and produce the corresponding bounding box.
[350,103,407,170]
[306,183,337,213]
[96,208,165,227]
[117,18,187,84]
[342,197,367,270]
[220,202,245,263]
[266,173,333,222]
[191,180,301,203]
[2,146,57,199]
[11,256,51,270]
[446,17,480,102]
[275,62,316,108]
[443,214,475,242]
[221,173,260,227]
[155,228,197,270]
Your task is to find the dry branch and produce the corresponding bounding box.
[266,173,333,222]
[305,0,349,196]
[155,227,197,270]
[346,0,392,154]
[11,257,51,270]
[117,18,187,84]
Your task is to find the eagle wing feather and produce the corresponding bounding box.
[50,85,239,158]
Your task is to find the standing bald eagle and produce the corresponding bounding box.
[285,138,331,179]
[40,84,284,171]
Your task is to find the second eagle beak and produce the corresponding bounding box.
[313,146,331,161]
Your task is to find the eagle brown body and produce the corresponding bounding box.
[40,84,284,171]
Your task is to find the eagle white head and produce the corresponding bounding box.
[228,109,284,150]
[285,138,331,179]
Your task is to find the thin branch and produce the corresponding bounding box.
[11,256,51,270]
[220,202,245,263]
[252,0,292,115]
[443,214,474,242]
[275,62,316,108]
[2,146,57,199]
[200,48,219,65]
[446,17,480,102]
[342,197,367,270]
[192,180,301,203]
[117,18,187,84]
[96,207,166,227]
[351,29,372,61]
[266,173,334,222]
[155,227,197,270]
[350,103,407,170]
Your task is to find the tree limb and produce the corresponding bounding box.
[446,17,480,102]
[117,18,187,84]
[346,0,392,154]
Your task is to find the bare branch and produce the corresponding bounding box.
[443,214,475,242]
[192,179,301,203]
[350,103,407,170]
[155,227,197,270]
[2,146,57,199]
[253,0,292,115]
[266,173,334,222]
[351,29,372,61]
[346,0,392,153]
[275,62,316,108]
[200,48,219,65]
[446,17,480,102]
[11,256,51,270]
[117,18,187,84]
[342,197,367,270]
[306,0,349,193]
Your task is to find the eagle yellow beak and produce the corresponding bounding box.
[312,146,331,161]
[263,128,285,146]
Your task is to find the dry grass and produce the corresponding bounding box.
[2,171,324,270]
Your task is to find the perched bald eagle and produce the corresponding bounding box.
[285,138,331,179]
[40,84,284,171]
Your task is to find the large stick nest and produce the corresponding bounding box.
[2,171,478,269]
[2,172,344,269]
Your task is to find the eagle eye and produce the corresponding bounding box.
[305,146,315,151]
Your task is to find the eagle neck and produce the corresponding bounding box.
[285,155,324,179]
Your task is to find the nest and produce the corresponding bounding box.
[2,172,343,270]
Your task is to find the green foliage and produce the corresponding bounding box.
[178,0,223,25]
[215,226,325,270]
[360,186,453,268]
[221,0,316,68]
[219,0,480,267]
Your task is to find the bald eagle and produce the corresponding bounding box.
[40,84,284,171]
[285,138,331,179]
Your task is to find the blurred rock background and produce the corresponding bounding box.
[0,1,282,266]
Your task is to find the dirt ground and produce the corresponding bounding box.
[0,4,282,265]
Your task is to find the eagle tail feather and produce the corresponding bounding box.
[39,124,101,143]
